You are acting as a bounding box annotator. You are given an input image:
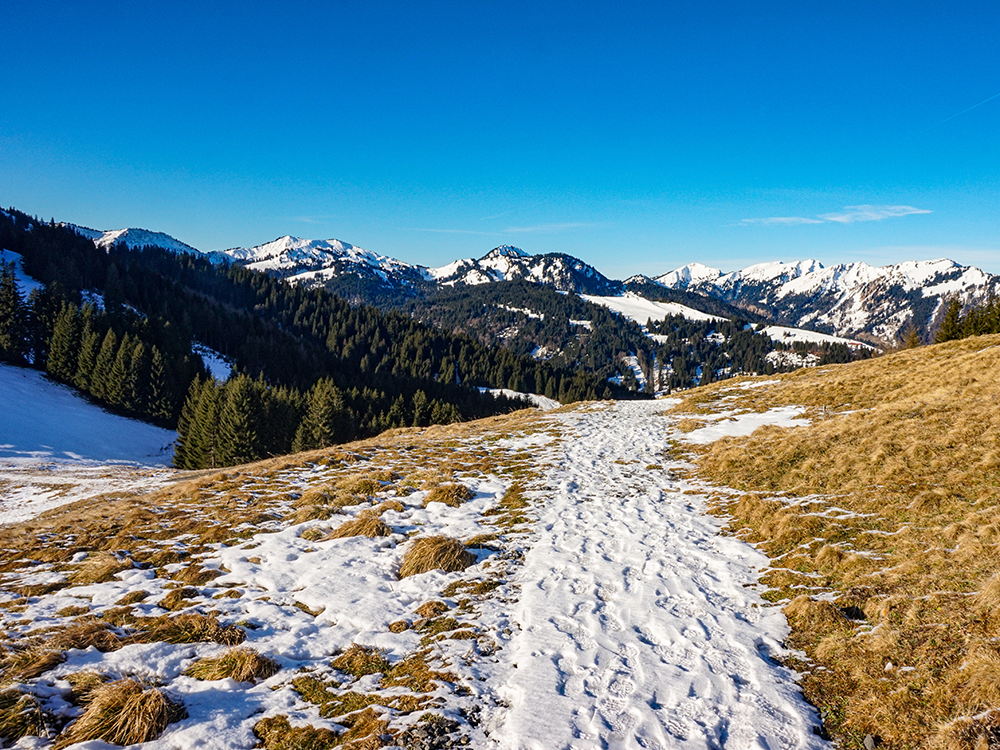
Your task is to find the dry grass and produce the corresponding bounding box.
[0,689,45,742]
[398,536,477,579]
[132,612,245,646]
[414,601,449,619]
[932,710,1000,750]
[44,618,122,652]
[159,586,200,611]
[372,499,405,515]
[70,551,132,584]
[254,715,338,750]
[423,483,474,508]
[0,647,66,681]
[63,671,111,704]
[324,515,393,540]
[336,476,383,495]
[54,678,186,748]
[291,504,342,524]
[331,644,391,677]
[673,334,1000,749]
[184,647,280,682]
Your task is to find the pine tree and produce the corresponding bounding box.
[217,374,261,466]
[105,333,134,407]
[46,302,81,382]
[147,346,173,423]
[73,311,101,391]
[89,329,118,402]
[0,261,27,364]
[935,296,963,343]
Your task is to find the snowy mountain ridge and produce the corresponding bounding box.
[61,220,999,343]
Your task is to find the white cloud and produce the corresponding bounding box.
[741,204,932,227]
[819,205,932,223]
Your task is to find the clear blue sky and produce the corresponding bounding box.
[3,1,998,277]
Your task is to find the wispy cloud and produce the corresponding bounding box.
[819,205,932,223]
[741,205,931,227]
[502,222,602,234]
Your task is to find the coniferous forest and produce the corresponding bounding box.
[0,207,632,469]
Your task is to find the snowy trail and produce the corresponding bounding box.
[493,401,825,750]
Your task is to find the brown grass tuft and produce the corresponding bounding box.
[45,618,122,652]
[324,515,393,540]
[336,476,383,495]
[331,644,391,677]
[132,612,245,646]
[1,647,66,681]
[372,499,405,515]
[398,536,477,579]
[71,551,132,584]
[0,689,45,742]
[932,710,1000,750]
[159,586,201,611]
[423,483,473,508]
[414,601,449,619]
[254,715,338,750]
[54,678,186,748]
[184,647,280,683]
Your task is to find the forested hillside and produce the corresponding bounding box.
[0,207,628,469]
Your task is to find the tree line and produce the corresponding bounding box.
[1,207,630,470]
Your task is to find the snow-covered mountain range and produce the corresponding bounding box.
[66,223,999,344]
[651,258,1000,343]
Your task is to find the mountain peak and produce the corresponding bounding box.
[481,245,530,261]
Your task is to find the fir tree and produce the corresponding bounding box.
[292,378,347,452]
[73,308,101,391]
[147,346,173,423]
[187,378,222,469]
[217,374,261,467]
[0,261,27,364]
[936,296,963,343]
[46,302,81,382]
[105,333,134,407]
[89,329,119,402]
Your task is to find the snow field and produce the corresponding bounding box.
[492,401,825,750]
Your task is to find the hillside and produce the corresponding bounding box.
[669,335,1000,749]
[1,336,998,748]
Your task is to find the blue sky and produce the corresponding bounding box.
[2,1,998,277]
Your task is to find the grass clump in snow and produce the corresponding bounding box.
[0,689,46,743]
[44,618,122,652]
[254,715,338,750]
[336,476,383,496]
[324,515,393,540]
[0,647,66,681]
[291,504,341,524]
[398,536,476,579]
[331,644,391,677]
[414,601,449,619]
[673,334,1000,749]
[159,586,200,611]
[132,612,245,645]
[372,499,405,515]
[54,678,186,748]
[184,647,280,683]
[423,483,473,508]
[70,551,132,585]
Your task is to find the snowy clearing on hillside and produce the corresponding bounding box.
[0,363,177,524]
[192,343,233,381]
[764,326,872,349]
[479,387,561,410]
[0,399,827,749]
[1,248,44,296]
[582,292,721,325]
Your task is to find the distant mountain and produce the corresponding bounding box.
[653,258,1000,344]
[61,219,1000,345]
[62,224,199,255]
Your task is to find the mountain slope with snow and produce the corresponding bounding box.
[63,223,200,255]
[655,257,1000,343]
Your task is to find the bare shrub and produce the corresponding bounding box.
[398,536,476,579]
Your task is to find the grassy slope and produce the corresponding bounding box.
[671,334,1000,750]
[0,410,553,747]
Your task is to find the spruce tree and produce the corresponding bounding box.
[0,261,27,364]
[89,329,119,402]
[217,374,261,467]
[123,340,149,412]
[105,333,134,407]
[935,296,964,343]
[73,316,101,391]
[173,375,203,469]
[46,302,81,382]
[147,346,173,423]
[187,378,222,469]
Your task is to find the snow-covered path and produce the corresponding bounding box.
[494,401,825,750]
